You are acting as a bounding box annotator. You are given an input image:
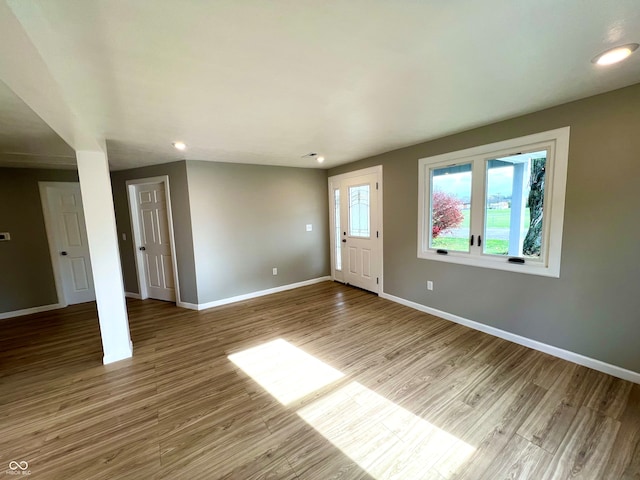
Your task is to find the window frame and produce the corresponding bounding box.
[417,127,570,278]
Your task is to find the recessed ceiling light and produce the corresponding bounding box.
[173,141,187,151]
[592,43,639,66]
[317,156,325,163]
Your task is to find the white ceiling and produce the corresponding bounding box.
[2,0,640,170]
[0,80,75,168]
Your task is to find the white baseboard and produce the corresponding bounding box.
[379,292,640,385]
[188,276,332,311]
[125,292,141,299]
[177,301,199,310]
[103,341,134,365]
[0,303,65,320]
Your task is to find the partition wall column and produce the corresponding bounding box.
[76,150,133,364]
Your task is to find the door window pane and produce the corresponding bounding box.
[334,189,342,270]
[349,185,370,237]
[483,151,546,258]
[430,163,471,252]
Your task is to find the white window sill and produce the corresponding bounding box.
[418,250,560,278]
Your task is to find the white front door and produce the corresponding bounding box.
[40,183,96,305]
[131,181,176,302]
[329,166,382,293]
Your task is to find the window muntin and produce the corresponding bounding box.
[418,128,570,277]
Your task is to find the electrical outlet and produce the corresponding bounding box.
[427,280,433,291]
[272,267,278,275]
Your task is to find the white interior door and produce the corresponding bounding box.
[329,167,382,293]
[131,181,176,302]
[40,183,96,305]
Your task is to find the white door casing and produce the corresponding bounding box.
[329,166,383,294]
[127,177,179,303]
[39,182,96,305]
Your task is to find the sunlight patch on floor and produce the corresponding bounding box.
[229,339,474,479]
[228,338,344,405]
[298,381,475,479]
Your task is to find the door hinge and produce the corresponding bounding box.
[376,277,379,284]
[376,231,379,238]
[376,182,379,190]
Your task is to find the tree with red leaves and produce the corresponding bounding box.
[432,191,464,238]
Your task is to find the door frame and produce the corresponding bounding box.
[39,181,85,307]
[328,165,383,293]
[126,176,181,304]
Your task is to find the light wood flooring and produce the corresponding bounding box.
[1,281,638,479]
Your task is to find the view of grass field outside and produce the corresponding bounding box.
[432,208,531,254]
[430,151,546,257]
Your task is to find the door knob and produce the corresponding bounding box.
[139,246,146,251]
[60,251,68,256]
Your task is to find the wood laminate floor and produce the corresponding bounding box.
[0,281,638,479]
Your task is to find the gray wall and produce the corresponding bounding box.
[111,161,198,304]
[0,168,79,313]
[186,161,330,304]
[329,83,640,373]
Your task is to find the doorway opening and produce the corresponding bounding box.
[39,182,96,306]
[328,166,383,294]
[126,176,180,303]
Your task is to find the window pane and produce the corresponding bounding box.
[483,151,546,258]
[349,185,370,237]
[430,163,471,252]
[334,189,342,270]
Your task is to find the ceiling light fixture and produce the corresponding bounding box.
[301,152,326,164]
[173,141,187,151]
[592,43,639,66]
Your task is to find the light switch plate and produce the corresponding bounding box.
[306,224,312,232]
[0,232,10,241]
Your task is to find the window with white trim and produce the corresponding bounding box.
[418,127,570,277]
